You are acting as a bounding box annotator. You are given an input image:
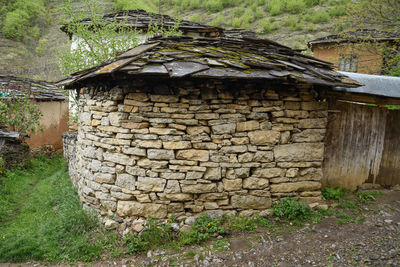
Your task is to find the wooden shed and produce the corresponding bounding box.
[321,71,400,189]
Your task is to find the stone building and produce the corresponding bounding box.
[59,35,359,225]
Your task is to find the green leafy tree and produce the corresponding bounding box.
[0,84,42,133]
[59,0,140,75]
[1,0,50,43]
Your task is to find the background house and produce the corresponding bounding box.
[309,29,400,75]
[0,76,68,151]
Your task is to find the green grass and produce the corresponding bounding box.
[0,156,116,263]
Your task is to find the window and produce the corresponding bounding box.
[339,55,358,72]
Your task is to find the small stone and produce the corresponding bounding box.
[212,123,236,134]
[104,219,118,229]
[237,121,260,132]
[185,217,195,225]
[248,130,280,145]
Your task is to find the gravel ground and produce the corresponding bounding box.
[2,189,399,267]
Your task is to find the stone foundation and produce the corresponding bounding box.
[0,138,30,171]
[72,79,328,225]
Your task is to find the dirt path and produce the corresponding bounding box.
[2,189,400,267]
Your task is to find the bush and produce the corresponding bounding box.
[273,198,313,221]
[211,14,225,27]
[205,0,223,13]
[2,0,49,42]
[329,6,346,17]
[262,20,279,33]
[286,0,306,14]
[304,0,321,7]
[310,11,330,24]
[113,0,155,12]
[268,0,285,16]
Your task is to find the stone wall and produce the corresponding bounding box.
[62,131,78,186]
[0,138,30,171]
[73,79,328,225]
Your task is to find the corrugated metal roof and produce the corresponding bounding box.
[57,35,361,89]
[335,72,400,99]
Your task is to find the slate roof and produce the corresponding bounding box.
[61,9,223,37]
[0,76,65,101]
[309,29,400,47]
[334,71,400,99]
[0,127,28,139]
[58,35,361,89]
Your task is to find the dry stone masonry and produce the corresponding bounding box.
[70,78,328,226]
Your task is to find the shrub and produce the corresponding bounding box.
[310,11,330,24]
[304,0,321,7]
[232,6,245,18]
[268,0,285,16]
[211,13,225,27]
[286,0,306,14]
[232,17,242,28]
[113,0,155,12]
[329,6,346,17]
[205,0,223,13]
[255,9,264,19]
[262,19,279,33]
[273,198,313,221]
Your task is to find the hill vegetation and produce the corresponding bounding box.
[0,0,354,80]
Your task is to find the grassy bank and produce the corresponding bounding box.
[0,156,115,263]
[0,155,384,264]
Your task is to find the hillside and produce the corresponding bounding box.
[0,0,350,81]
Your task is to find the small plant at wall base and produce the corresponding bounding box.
[0,84,42,134]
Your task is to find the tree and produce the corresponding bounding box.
[59,0,140,75]
[0,83,42,133]
[338,0,400,76]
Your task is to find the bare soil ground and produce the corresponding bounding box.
[2,188,399,267]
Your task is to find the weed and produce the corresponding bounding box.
[336,212,353,224]
[272,198,314,222]
[310,11,330,24]
[213,239,229,251]
[184,250,196,259]
[357,191,382,204]
[230,216,257,233]
[262,20,279,33]
[124,219,174,254]
[178,214,225,246]
[337,200,359,212]
[322,187,345,200]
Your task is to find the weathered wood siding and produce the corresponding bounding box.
[373,110,400,186]
[323,101,400,189]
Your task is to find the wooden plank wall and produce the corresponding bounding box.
[372,110,400,186]
[322,101,393,189]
